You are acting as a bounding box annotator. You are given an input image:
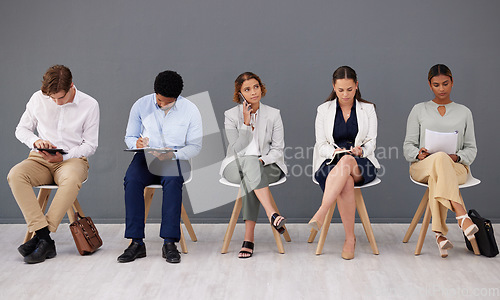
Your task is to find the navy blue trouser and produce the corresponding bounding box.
[124,152,185,241]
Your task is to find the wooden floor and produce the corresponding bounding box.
[1,223,500,300]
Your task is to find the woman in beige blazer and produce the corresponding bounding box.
[309,66,379,260]
[220,72,288,258]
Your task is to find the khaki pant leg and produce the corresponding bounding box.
[410,152,467,235]
[7,153,55,232]
[46,157,89,232]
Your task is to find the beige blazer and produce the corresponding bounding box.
[312,99,380,178]
[219,103,287,175]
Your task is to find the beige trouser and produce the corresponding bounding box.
[7,152,89,233]
[409,152,468,235]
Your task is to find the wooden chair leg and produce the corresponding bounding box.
[282,226,291,242]
[469,238,481,255]
[459,191,480,255]
[271,222,285,254]
[268,192,285,254]
[144,187,155,220]
[67,198,82,224]
[415,202,431,255]
[72,199,85,217]
[355,190,379,255]
[181,204,197,242]
[24,188,52,243]
[316,200,336,255]
[179,226,188,254]
[268,192,291,242]
[403,189,429,243]
[221,189,243,254]
[307,228,318,243]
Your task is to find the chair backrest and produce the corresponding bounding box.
[219,176,287,188]
[312,176,380,189]
[409,166,480,189]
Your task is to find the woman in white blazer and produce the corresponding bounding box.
[309,66,379,260]
[220,72,288,258]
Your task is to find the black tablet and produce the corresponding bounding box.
[36,148,68,155]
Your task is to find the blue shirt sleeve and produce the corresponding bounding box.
[175,104,203,160]
[124,100,142,149]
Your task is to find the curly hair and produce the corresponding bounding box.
[233,72,267,103]
[41,65,72,96]
[154,70,184,98]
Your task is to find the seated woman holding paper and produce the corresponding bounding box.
[309,66,379,260]
[403,64,478,258]
[220,72,288,258]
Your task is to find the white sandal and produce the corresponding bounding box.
[435,232,453,258]
[456,214,479,241]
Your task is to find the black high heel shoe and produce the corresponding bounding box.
[270,213,286,234]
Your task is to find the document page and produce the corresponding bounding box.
[424,129,458,154]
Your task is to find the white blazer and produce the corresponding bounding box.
[312,99,380,178]
[219,103,287,175]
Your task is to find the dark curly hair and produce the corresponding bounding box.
[233,72,267,103]
[154,70,184,98]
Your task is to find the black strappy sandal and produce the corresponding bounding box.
[270,213,287,234]
[238,241,254,259]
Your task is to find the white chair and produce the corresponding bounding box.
[220,176,291,254]
[24,180,87,243]
[308,177,381,255]
[403,169,481,255]
[144,160,196,254]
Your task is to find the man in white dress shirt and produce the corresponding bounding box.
[7,65,100,264]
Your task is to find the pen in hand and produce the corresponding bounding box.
[358,138,372,147]
[138,134,149,148]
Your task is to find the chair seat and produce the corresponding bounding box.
[219,176,287,188]
[409,169,480,188]
[35,179,89,190]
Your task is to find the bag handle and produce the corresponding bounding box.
[73,212,84,220]
[468,209,481,219]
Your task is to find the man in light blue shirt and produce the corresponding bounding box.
[118,70,202,264]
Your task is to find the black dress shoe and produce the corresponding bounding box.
[18,235,39,257]
[117,241,146,263]
[162,242,180,263]
[24,239,56,264]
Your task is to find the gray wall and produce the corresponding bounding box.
[1,0,499,224]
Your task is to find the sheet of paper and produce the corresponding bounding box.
[424,129,458,154]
